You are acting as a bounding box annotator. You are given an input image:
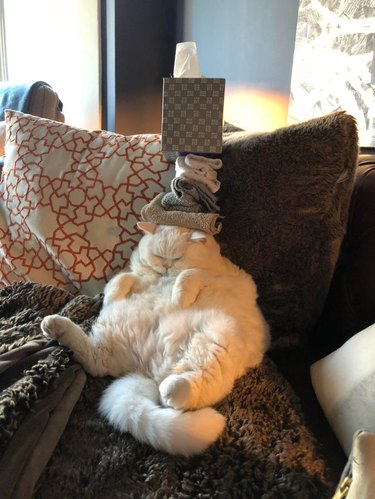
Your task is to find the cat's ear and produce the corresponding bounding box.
[190,231,207,244]
[137,221,157,234]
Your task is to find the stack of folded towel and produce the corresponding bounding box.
[141,153,223,235]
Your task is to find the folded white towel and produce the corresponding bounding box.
[175,156,221,193]
[185,153,222,171]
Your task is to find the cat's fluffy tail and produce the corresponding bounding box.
[98,373,225,456]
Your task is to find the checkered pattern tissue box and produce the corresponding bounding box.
[161,77,225,161]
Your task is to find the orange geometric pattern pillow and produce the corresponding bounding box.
[0,110,173,295]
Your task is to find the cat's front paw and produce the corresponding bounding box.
[159,374,194,410]
[171,286,185,307]
[41,315,72,340]
[103,273,136,306]
[171,285,197,308]
[171,270,202,308]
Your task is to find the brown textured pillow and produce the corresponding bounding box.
[218,112,358,348]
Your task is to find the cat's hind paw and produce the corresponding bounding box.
[159,374,195,410]
[40,314,73,340]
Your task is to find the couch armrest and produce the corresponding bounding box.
[313,154,375,358]
[0,81,64,123]
[27,83,64,122]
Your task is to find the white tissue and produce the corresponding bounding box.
[173,42,201,78]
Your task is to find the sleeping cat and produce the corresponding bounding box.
[41,222,270,456]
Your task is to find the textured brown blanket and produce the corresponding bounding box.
[0,282,333,498]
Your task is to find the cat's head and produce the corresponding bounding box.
[133,222,220,275]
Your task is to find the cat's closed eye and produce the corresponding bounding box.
[153,253,182,262]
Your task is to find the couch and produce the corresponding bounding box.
[0,84,374,498]
[270,153,375,486]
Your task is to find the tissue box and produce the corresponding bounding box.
[161,77,225,160]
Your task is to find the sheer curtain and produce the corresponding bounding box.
[288,0,375,148]
[0,0,8,81]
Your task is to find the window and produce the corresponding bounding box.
[289,0,375,147]
[1,0,101,130]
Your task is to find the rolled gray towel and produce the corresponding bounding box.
[141,193,223,235]
[161,177,220,213]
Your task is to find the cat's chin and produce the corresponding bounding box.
[166,268,182,277]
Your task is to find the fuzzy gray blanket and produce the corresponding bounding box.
[0,282,332,498]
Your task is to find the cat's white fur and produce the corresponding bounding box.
[41,223,270,456]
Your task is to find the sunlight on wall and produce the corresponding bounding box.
[4,0,100,130]
[224,85,289,133]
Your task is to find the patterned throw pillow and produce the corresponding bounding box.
[0,110,174,295]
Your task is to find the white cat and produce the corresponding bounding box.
[41,223,270,456]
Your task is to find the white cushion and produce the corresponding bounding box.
[311,323,375,456]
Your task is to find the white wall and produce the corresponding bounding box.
[182,0,299,93]
[4,0,100,130]
[182,0,299,132]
